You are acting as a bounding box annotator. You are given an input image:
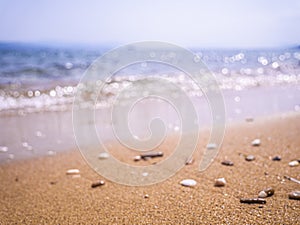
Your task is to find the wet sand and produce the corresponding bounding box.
[0,112,300,224]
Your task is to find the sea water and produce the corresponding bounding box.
[0,42,299,162]
[0,42,299,114]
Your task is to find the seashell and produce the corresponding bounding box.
[206,143,217,150]
[258,191,268,198]
[180,179,197,187]
[258,187,274,198]
[288,160,299,167]
[133,155,142,161]
[66,169,80,175]
[98,152,110,159]
[251,139,261,146]
[0,146,8,153]
[245,155,255,161]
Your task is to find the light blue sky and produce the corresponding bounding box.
[0,0,299,48]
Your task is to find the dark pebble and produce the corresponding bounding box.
[185,157,194,165]
[259,187,275,198]
[272,156,281,161]
[240,198,266,204]
[288,191,300,200]
[264,187,275,196]
[91,180,105,188]
[141,152,163,160]
[221,160,234,166]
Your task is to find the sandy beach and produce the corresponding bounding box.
[1,0,300,224]
[1,112,299,224]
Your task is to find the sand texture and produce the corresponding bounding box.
[1,113,300,224]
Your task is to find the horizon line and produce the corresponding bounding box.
[0,40,299,51]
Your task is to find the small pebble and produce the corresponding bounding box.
[133,155,142,161]
[142,172,149,177]
[240,198,266,204]
[22,142,29,148]
[214,178,226,187]
[47,150,56,156]
[258,187,274,198]
[98,152,110,159]
[251,139,261,146]
[141,152,163,159]
[91,180,105,188]
[245,155,255,161]
[206,143,217,149]
[288,160,299,167]
[35,131,43,137]
[284,175,300,184]
[26,145,33,151]
[185,157,194,165]
[258,191,267,198]
[0,146,8,153]
[245,117,254,122]
[288,191,300,200]
[272,156,281,161]
[144,194,149,199]
[221,160,234,166]
[66,169,80,175]
[180,179,197,187]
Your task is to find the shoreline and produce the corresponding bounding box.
[1,83,299,164]
[1,112,299,224]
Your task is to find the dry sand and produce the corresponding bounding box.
[1,113,300,224]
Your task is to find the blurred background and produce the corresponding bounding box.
[0,0,299,162]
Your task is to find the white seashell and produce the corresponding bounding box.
[251,139,261,146]
[66,169,80,175]
[142,172,149,177]
[258,191,268,198]
[206,143,217,149]
[98,152,110,159]
[36,131,42,137]
[0,146,8,152]
[47,150,56,156]
[214,178,226,187]
[289,160,299,167]
[133,155,141,161]
[180,179,197,187]
[22,142,29,148]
